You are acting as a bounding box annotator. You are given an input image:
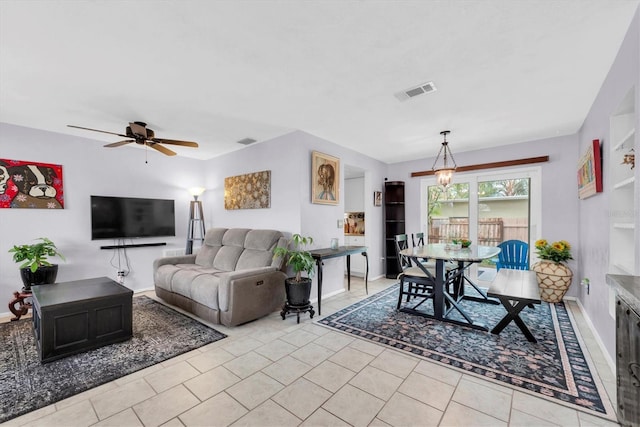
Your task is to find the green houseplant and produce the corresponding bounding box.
[9,237,65,290]
[273,234,315,306]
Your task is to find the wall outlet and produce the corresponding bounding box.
[337,219,344,228]
[581,278,590,294]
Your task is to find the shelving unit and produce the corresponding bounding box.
[384,181,405,278]
[609,87,638,276]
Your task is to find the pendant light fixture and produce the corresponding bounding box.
[431,130,457,187]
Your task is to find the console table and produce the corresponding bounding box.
[309,246,368,315]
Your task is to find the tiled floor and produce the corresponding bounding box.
[2,277,620,427]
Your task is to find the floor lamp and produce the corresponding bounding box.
[186,187,206,255]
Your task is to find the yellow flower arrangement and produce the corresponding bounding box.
[534,239,573,263]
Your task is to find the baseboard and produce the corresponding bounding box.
[311,288,345,304]
[569,296,616,375]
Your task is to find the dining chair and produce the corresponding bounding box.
[496,240,529,271]
[411,232,425,247]
[394,234,436,309]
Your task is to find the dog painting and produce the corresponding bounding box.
[0,159,64,209]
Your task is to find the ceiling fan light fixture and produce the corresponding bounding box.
[431,130,457,187]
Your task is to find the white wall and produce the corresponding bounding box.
[345,177,365,212]
[387,134,580,281]
[576,8,639,362]
[190,130,389,305]
[0,123,205,304]
[0,125,388,317]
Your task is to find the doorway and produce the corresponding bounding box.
[344,165,367,277]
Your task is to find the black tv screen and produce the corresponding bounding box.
[91,195,176,240]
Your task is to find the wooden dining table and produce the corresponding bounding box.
[399,243,501,331]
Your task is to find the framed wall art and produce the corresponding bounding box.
[224,170,271,210]
[374,191,382,206]
[577,139,603,200]
[0,158,64,209]
[311,151,340,205]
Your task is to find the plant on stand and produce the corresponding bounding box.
[531,239,573,303]
[273,234,316,322]
[9,237,65,291]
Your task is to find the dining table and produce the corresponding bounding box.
[398,243,501,331]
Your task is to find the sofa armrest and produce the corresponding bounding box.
[217,267,286,326]
[153,254,197,270]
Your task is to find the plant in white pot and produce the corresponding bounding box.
[9,237,65,291]
[273,234,315,307]
[531,238,573,303]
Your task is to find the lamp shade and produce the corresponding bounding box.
[435,168,454,187]
[188,187,206,200]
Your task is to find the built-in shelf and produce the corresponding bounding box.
[612,127,636,151]
[608,86,637,278]
[613,176,635,189]
[613,223,636,230]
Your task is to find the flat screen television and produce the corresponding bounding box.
[90,195,176,240]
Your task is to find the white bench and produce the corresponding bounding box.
[487,269,541,342]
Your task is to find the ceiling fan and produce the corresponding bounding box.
[67,121,199,156]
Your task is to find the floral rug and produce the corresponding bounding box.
[318,283,615,419]
[0,296,226,423]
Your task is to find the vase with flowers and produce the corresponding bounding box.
[531,239,573,303]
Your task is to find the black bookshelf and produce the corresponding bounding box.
[384,181,405,278]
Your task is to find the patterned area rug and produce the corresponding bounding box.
[0,296,226,423]
[318,284,615,419]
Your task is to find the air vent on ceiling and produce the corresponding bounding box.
[394,81,437,101]
[237,138,257,145]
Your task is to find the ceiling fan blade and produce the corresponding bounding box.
[151,138,199,148]
[104,140,134,148]
[67,125,128,138]
[147,142,177,156]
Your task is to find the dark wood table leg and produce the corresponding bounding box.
[491,297,537,343]
[316,259,323,316]
[346,255,351,291]
[363,251,368,294]
[8,290,32,321]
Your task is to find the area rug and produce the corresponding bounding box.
[318,284,616,419]
[0,296,226,423]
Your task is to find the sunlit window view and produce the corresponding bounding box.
[427,178,530,270]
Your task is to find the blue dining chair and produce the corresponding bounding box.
[496,240,529,271]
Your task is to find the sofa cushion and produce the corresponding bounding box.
[190,273,221,309]
[235,229,282,270]
[213,229,250,271]
[195,228,228,267]
[155,264,181,291]
[171,269,205,298]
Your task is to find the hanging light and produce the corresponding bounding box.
[431,130,457,187]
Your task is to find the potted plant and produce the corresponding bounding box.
[531,238,573,303]
[273,234,315,306]
[9,237,65,291]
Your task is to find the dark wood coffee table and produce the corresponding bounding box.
[31,277,133,363]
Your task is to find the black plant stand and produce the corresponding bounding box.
[281,302,315,324]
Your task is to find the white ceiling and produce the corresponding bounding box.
[1,1,638,163]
